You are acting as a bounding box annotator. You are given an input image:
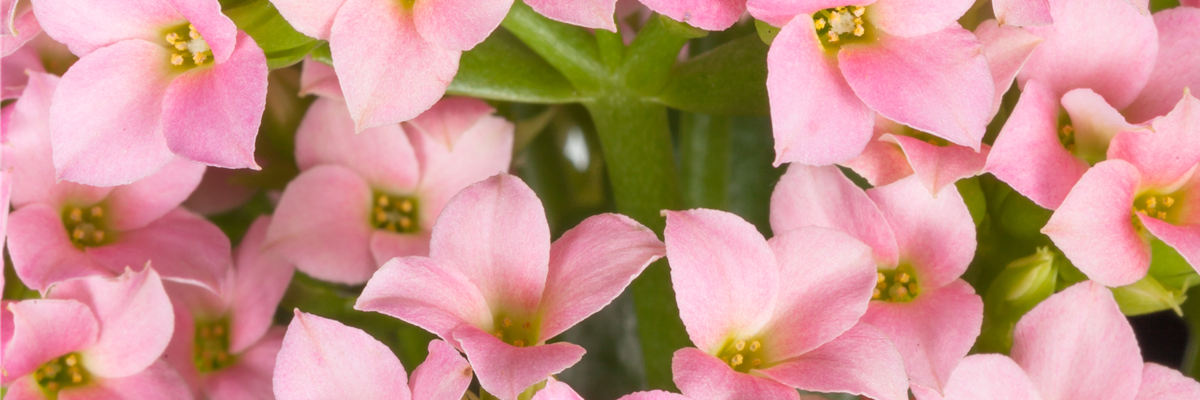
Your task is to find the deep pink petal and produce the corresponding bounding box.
[766,19,873,166]
[105,157,206,231]
[985,79,1089,210]
[840,135,914,188]
[746,0,876,28]
[356,256,492,348]
[663,209,778,353]
[88,209,231,293]
[270,0,346,39]
[839,27,993,150]
[162,32,267,170]
[538,213,664,340]
[918,354,1042,400]
[1124,8,1200,124]
[991,0,1051,26]
[454,325,585,400]
[867,175,975,288]
[891,136,990,196]
[49,39,174,186]
[162,0,237,63]
[1139,217,1200,278]
[860,280,983,393]
[759,227,876,360]
[2,299,99,383]
[1011,281,1142,400]
[527,0,617,31]
[330,0,459,131]
[202,329,284,400]
[1136,363,1200,400]
[770,164,899,266]
[298,57,341,99]
[758,324,909,400]
[1042,160,1149,287]
[428,174,550,317]
[1018,0,1157,109]
[867,0,974,37]
[265,165,376,285]
[408,340,474,400]
[294,97,420,192]
[1108,91,1200,187]
[274,311,411,400]
[530,379,584,400]
[370,230,433,264]
[671,347,800,400]
[974,20,1042,118]
[229,216,294,353]
[59,360,194,400]
[414,0,511,51]
[640,0,743,31]
[7,204,112,292]
[29,0,178,56]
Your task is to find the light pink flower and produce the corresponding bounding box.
[663,209,908,400]
[1,0,40,56]
[748,0,992,166]
[842,116,992,195]
[265,84,514,285]
[991,0,1051,27]
[915,281,1200,400]
[530,378,691,400]
[771,165,981,394]
[2,33,74,100]
[1043,91,1200,287]
[163,216,294,400]
[1123,7,1200,124]
[3,72,230,293]
[273,311,473,400]
[28,0,268,186]
[0,267,194,400]
[355,173,665,400]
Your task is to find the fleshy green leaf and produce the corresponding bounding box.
[221,0,321,69]
[656,34,769,116]
[447,28,585,104]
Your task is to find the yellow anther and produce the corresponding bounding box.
[73,228,85,240]
[523,322,532,329]
[751,359,761,367]
[814,18,827,30]
[503,318,513,327]
[908,283,920,296]
[830,11,841,23]
[70,208,83,222]
[513,340,525,347]
[171,54,185,65]
[749,341,761,352]
[735,341,746,351]
[174,41,188,51]
[92,231,104,243]
[730,354,744,368]
[835,6,847,12]
[192,51,207,65]
[1061,125,1074,136]
[214,325,225,336]
[400,200,414,213]
[827,31,840,42]
[853,6,865,16]
[896,273,910,284]
[71,372,82,383]
[853,17,863,25]
[890,285,908,299]
[399,217,413,230]
[853,24,865,36]
[386,222,397,232]
[1158,211,1167,219]
[375,209,388,223]
[494,331,504,339]
[166,33,179,44]
[1164,197,1176,207]
[200,326,212,339]
[378,196,390,207]
[877,272,886,283]
[189,25,200,39]
[65,355,77,366]
[872,288,882,299]
[90,207,103,218]
[1146,197,1157,209]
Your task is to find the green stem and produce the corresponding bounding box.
[680,113,730,209]
[620,15,704,96]
[595,29,626,69]
[1183,284,1200,378]
[501,1,604,90]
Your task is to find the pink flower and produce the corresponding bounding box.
[28,0,268,186]
[1042,91,1200,287]
[163,216,294,400]
[915,281,1200,400]
[355,173,665,400]
[1,0,40,57]
[265,81,513,285]
[771,165,982,394]
[530,378,691,400]
[1122,7,1200,124]
[273,311,473,400]
[748,0,993,166]
[3,72,230,293]
[842,116,992,195]
[663,209,908,400]
[0,267,194,400]
[991,0,1051,27]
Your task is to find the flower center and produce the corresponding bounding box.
[716,338,766,373]
[194,319,237,373]
[492,315,538,347]
[164,23,213,69]
[371,192,420,233]
[873,267,921,303]
[814,6,874,50]
[33,353,91,399]
[1133,191,1184,228]
[1057,109,1079,154]
[61,205,111,249]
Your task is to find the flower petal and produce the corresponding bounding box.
[1,376,46,400]
[527,0,617,31]
[766,19,873,166]
[270,0,346,39]
[454,325,585,400]
[916,354,1042,400]
[1011,281,1142,400]
[1136,363,1200,400]
[59,360,194,400]
[29,0,178,56]
[530,379,584,400]
[618,392,693,400]
[414,0,511,51]
[867,0,974,37]
[1124,8,1200,124]
[671,347,801,400]
[105,157,206,231]
[0,5,40,58]
[840,133,914,188]
[369,230,433,264]
[2,299,99,383]
[890,136,990,196]
[867,175,975,288]
[408,340,474,400]
[1138,217,1200,278]
[294,97,420,192]
[298,57,341,99]
[162,0,237,63]
[1059,88,1139,163]
[991,0,1051,26]
[974,20,1042,118]
[1108,90,1200,188]
[356,256,492,348]
[273,311,411,400]
[229,217,294,353]
[770,164,899,266]
[640,0,744,31]
[758,324,909,400]
[203,329,284,400]
[1042,160,1149,287]
[7,204,112,292]
[87,209,232,294]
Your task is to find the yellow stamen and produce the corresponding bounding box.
[853,6,865,16]
[503,318,513,327]
[171,54,185,66]
[92,231,104,243]
[378,196,390,207]
[70,208,83,222]
[749,341,761,352]
[1146,197,1157,209]
[192,51,207,65]
[1164,197,1176,207]
[730,354,744,368]
[735,341,745,351]
[814,18,827,30]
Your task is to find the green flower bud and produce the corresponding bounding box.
[1112,274,1190,316]
[976,248,1059,354]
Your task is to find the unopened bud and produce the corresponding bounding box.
[1112,274,1188,316]
[975,248,1059,354]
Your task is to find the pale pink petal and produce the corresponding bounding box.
[758,227,876,360]
[767,19,873,166]
[88,209,231,293]
[618,391,693,400]
[974,20,1042,118]
[746,0,877,28]
[867,175,975,288]
[408,340,474,400]
[1,3,40,58]
[49,39,174,186]
[1139,217,1200,277]
[663,209,778,353]
[404,97,494,147]
[105,157,206,231]
[270,0,346,39]
[527,0,617,31]
[1124,8,1200,124]
[1,35,42,95]
[409,103,513,229]
[29,0,178,56]
[428,174,550,316]
[298,57,341,98]
[1018,0,1157,110]
[1011,281,1142,400]
[1,376,47,400]
[60,360,194,400]
[7,204,112,291]
[370,230,433,264]
[860,280,983,393]
[1136,363,1200,400]
[671,347,801,400]
[840,27,993,150]
[265,165,376,285]
[181,166,258,216]
[530,379,584,400]
[294,97,420,192]
[1060,88,1139,162]
[356,256,492,348]
[230,216,294,353]
[203,329,284,400]
[162,0,237,63]
[867,0,974,37]
[330,0,459,131]
[757,324,909,400]
[414,0,511,51]
[538,214,663,340]
[163,295,202,390]
[890,136,990,196]
[161,33,267,170]
[770,164,899,266]
[992,0,1051,26]
[640,0,743,31]
[840,137,914,188]
[1042,160,1149,287]
[454,325,585,400]
[985,79,1089,210]
[919,354,1042,400]
[274,311,411,400]
[1108,91,1200,187]
[2,299,99,382]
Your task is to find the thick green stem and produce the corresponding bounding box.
[501,1,604,90]
[595,29,626,69]
[1183,284,1200,378]
[680,113,730,209]
[620,15,704,96]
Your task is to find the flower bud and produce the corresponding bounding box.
[1112,274,1189,316]
[976,248,1059,354]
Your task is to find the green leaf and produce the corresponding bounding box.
[221,0,320,69]
[447,28,585,104]
[656,34,769,116]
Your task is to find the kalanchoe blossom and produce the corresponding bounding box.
[273,311,472,400]
[0,267,194,400]
[531,378,691,400]
[163,216,294,400]
[1,0,39,56]
[3,72,230,293]
[1122,7,1200,124]
[974,19,1041,120]
[771,165,982,394]
[1043,91,1200,287]
[266,76,514,284]
[915,281,1200,400]
[356,173,666,400]
[28,0,268,186]
[991,0,1051,27]
[842,116,992,195]
[664,209,908,400]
